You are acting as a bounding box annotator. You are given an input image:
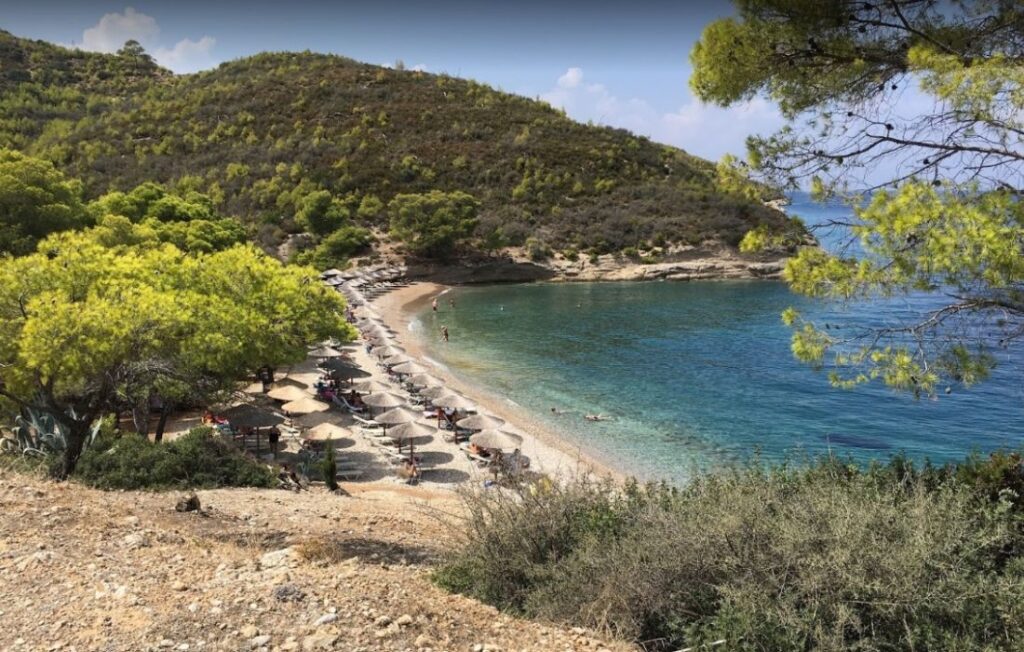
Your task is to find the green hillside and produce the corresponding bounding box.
[0,30,796,261]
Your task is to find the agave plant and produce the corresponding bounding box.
[3,407,100,458]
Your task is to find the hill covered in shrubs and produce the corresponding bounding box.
[0,30,797,263]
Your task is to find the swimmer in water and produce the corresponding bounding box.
[584,414,610,422]
[432,298,438,311]
[441,325,449,342]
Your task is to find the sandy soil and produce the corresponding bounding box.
[0,469,631,651]
[371,283,624,484]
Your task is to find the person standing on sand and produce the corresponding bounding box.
[441,325,449,342]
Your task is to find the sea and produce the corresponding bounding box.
[408,193,1024,481]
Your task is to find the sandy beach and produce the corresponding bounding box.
[372,282,625,483]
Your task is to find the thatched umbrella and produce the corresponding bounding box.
[388,420,436,461]
[457,413,506,431]
[391,360,428,375]
[308,345,344,359]
[221,404,285,429]
[320,268,344,278]
[370,345,405,359]
[320,359,372,382]
[373,406,420,436]
[267,385,310,402]
[433,393,477,411]
[282,397,330,414]
[361,392,407,409]
[406,373,443,389]
[307,422,349,440]
[418,385,448,400]
[383,354,413,367]
[469,429,523,452]
[351,379,395,394]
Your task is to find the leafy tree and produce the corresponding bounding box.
[388,190,479,258]
[691,1,1024,396]
[310,225,373,267]
[0,149,87,255]
[0,234,354,477]
[296,190,347,236]
[117,39,157,73]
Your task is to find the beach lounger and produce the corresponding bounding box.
[352,414,381,428]
[333,395,367,414]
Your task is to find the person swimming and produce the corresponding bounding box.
[584,414,610,422]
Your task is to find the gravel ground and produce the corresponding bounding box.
[0,469,632,652]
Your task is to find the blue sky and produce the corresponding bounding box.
[3,1,785,162]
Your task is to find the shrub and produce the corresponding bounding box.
[75,427,277,490]
[436,455,1024,651]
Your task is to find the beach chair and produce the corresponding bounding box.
[352,414,381,429]
[332,395,367,414]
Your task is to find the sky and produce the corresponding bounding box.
[1,0,786,162]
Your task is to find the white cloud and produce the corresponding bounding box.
[72,7,216,74]
[542,67,784,161]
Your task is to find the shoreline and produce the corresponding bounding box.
[372,282,627,484]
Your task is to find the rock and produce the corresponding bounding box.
[158,640,175,649]
[175,493,201,512]
[302,633,337,650]
[171,581,187,592]
[272,583,306,603]
[396,614,414,627]
[414,634,433,648]
[259,548,295,570]
[122,533,148,549]
[314,613,337,626]
[250,634,271,648]
[240,625,260,639]
[373,615,391,627]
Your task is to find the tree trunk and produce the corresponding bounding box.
[131,399,150,437]
[154,403,172,443]
[59,421,91,480]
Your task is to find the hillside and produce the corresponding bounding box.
[0,469,629,651]
[0,29,796,261]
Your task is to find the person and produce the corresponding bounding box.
[448,297,455,309]
[278,464,301,492]
[432,297,438,311]
[585,414,610,422]
[441,326,449,342]
[399,458,420,484]
[267,425,281,459]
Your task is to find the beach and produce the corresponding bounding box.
[372,282,625,483]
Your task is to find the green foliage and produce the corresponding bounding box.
[296,190,348,236]
[321,441,339,492]
[0,148,87,255]
[691,1,1024,395]
[388,190,479,258]
[3,406,100,458]
[0,231,354,477]
[0,29,795,256]
[306,225,373,268]
[76,427,276,490]
[438,454,1024,650]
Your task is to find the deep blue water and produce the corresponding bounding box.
[410,194,1024,481]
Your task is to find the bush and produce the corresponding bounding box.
[75,427,277,490]
[436,454,1024,651]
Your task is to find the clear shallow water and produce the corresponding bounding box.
[411,195,1024,481]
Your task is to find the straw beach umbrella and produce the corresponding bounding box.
[308,345,344,359]
[388,420,436,460]
[433,393,477,411]
[370,345,405,359]
[282,397,330,414]
[221,404,285,429]
[307,422,349,440]
[361,392,407,409]
[391,361,428,375]
[352,379,395,394]
[383,354,413,366]
[406,373,443,389]
[374,406,421,436]
[457,413,506,431]
[418,385,448,400]
[266,385,310,403]
[469,430,523,452]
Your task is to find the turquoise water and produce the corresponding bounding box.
[411,195,1024,481]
